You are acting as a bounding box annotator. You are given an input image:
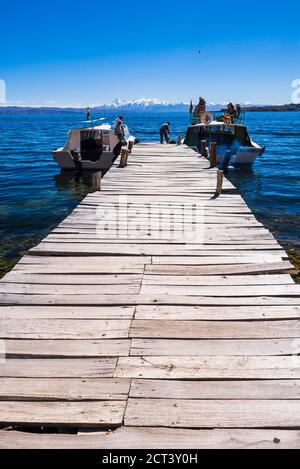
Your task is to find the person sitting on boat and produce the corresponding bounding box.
[160,122,171,144]
[193,97,206,120]
[222,102,236,124]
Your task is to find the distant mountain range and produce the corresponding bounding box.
[93,98,190,112]
[0,97,300,114]
[94,98,191,112]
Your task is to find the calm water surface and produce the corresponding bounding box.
[0,111,299,277]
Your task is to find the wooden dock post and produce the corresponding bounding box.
[128,141,134,153]
[200,140,207,158]
[177,136,183,145]
[222,149,231,171]
[119,149,129,168]
[91,171,101,191]
[209,142,217,168]
[216,169,224,195]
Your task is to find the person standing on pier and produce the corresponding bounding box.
[113,115,126,162]
[86,107,91,121]
[160,122,171,144]
[114,115,125,141]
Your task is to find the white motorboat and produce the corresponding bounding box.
[53,123,136,171]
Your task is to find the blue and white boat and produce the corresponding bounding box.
[184,111,265,167]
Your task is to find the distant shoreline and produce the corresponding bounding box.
[0,103,300,114]
[241,104,300,112]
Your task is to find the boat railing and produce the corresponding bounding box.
[190,111,246,126]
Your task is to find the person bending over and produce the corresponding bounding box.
[160,122,171,144]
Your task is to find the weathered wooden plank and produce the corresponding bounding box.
[56,218,263,228]
[142,274,293,286]
[5,339,131,357]
[56,223,270,233]
[0,306,135,320]
[135,305,300,320]
[1,427,299,449]
[130,320,300,339]
[115,356,300,379]
[0,283,140,295]
[0,319,131,339]
[31,245,285,257]
[145,261,293,275]
[0,401,126,427]
[19,255,150,265]
[46,239,281,250]
[1,293,300,306]
[75,203,252,212]
[2,273,142,285]
[85,194,247,203]
[151,255,284,265]
[52,232,276,243]
[13,264,145,274]
[125,399,300,428]
[140,284,300,297]
[77,203,251,211]
[0,358,117,378]
[48,234,277,245]
[130,338,299,356]
[70,212,256,220]
[79,200,251,210]
[0,378,131,400]
[130,379,300,399]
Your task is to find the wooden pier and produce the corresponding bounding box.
[1,143,300,449]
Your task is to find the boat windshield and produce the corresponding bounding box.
[199,125,234,146]
[199,125,251,146]
[80,130,103,161]
[184,123,251,150]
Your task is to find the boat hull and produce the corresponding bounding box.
[217,143,265,167]
[53,149,115,171]
[184,124,265,167]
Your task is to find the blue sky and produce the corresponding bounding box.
[1,0,300,106]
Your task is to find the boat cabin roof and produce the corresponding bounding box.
[193,121,246,130]
[69,124,113,134]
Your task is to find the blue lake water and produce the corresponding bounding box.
[0,111,299,276]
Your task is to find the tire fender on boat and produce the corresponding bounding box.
[201,112,214,124]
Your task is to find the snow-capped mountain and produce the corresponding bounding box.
[109,98,173,107]
[95,98,189,112]
[94,98,232,112]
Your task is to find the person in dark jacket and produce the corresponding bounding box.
[194,97,206,118]
[114,115,125,140]
[160,122,171,144]
[113,115,126,162]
